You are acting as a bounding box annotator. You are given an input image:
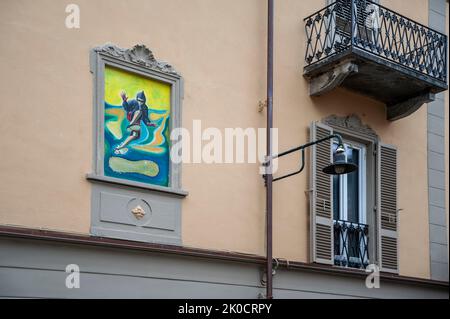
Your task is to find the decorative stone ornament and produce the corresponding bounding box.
[93,44,180,75]
[131,205,146,220]
[323,114,379,141]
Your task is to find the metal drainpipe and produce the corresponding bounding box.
[265,0,274,300]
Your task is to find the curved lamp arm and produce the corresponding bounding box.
[264,133,344,183]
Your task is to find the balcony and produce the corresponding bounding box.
[334,220,369,269]
[304,0,448,121]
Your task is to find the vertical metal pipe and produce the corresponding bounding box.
[266,0,274,300]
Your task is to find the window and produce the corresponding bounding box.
[310,116,398,274]
[327,0,381,50]
[332,141,369,268]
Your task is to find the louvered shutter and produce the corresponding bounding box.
[310,122,334,265]
[334,0,378,41]
[377,143,399,273]
[334,0,353,38]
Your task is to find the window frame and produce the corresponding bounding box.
[334,140,367,224]
[333,139,369,267]
[321,115,379,266]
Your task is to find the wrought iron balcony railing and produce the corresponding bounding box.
[304,0,447,83]
[334,220,369,269]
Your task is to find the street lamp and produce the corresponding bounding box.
[265,133,357,183]
[323,141,358,175]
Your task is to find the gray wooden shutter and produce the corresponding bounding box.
[377,143,399,273]
[333,0,380,41]
[310,122,334,265]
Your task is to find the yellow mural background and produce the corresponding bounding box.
[104,65,171,111]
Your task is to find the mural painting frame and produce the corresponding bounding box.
[88,44,186,196]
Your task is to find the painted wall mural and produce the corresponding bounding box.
[104,65,171,186]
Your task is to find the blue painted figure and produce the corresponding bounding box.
[114,90,156,154]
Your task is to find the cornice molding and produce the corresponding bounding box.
[93,43,179,76]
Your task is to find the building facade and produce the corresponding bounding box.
[0,0,448,298]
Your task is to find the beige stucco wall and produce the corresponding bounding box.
[0,0,443,280]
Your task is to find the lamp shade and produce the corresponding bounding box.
[322,144,358,175]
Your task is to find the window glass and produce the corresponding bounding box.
[347,147,359,223]
[333,140,368,268]
[333,142,363,223]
